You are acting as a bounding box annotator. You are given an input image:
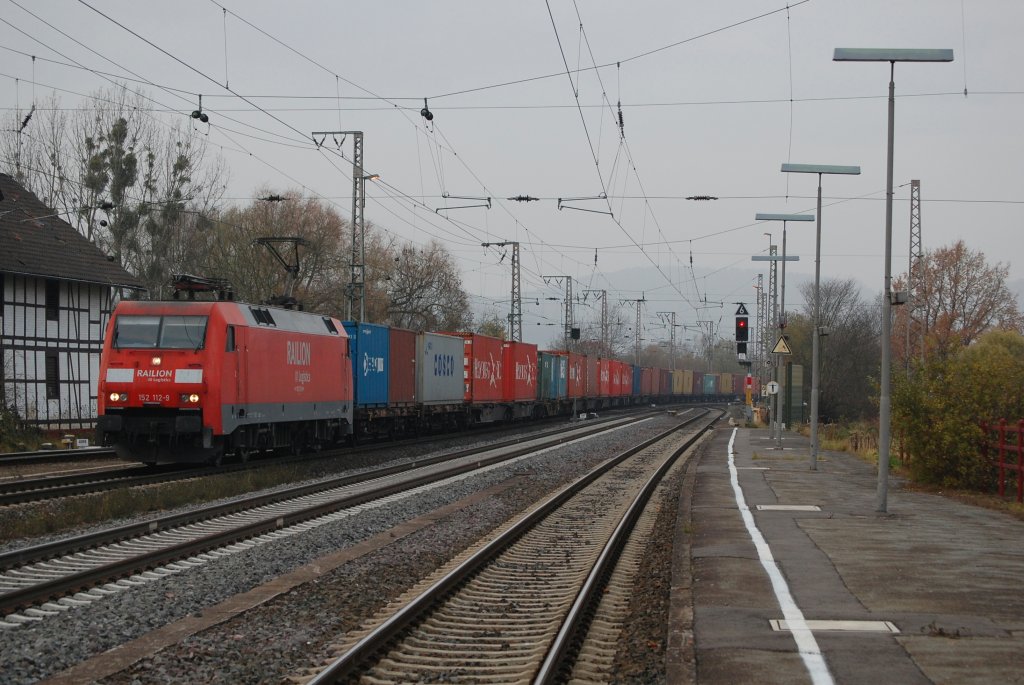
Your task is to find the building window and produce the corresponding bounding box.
[45,351,60,400]
[45,279,60,321]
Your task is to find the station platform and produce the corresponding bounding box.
[671,425,1024,685]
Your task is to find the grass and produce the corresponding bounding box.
[0,460,322,544]
[902,481,1024,522]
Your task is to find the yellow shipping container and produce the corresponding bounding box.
[671,369,685,395]
[719,372,734,394]
[682,369,694,395]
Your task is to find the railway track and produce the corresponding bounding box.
[0,447,116,466]
[0,411,678,625]
[0,412,644,506]
[301,408,718,684]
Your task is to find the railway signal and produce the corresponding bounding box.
[735,316,748,342]
[734,303,749,343]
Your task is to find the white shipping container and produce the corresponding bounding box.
[416,332,465,405]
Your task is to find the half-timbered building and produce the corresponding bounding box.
[0,173,144,429]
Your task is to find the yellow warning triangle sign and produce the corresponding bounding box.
[771,336,792,355]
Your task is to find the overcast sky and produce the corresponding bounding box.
[2,0,1021,346]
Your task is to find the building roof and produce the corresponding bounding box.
[0,173,144,290]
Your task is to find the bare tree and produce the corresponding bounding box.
[196,190,347,313]
[0,94,77,217]
[791,278,880,421]
[1,85,226,293]
[475,314,507,339]
[894,240,1024,364]
[384,241,471,331]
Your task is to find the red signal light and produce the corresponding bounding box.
[735,316,749,342]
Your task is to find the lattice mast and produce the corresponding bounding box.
[311,130,366,321]
[584,289,609,355]
[482,241,521,341]
[620,295,646,365]
[657,311,678,370]
[906,179,924,369]
[755,273,766,377]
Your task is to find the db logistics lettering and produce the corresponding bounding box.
[287,340,311,366]
[137,369,172,379]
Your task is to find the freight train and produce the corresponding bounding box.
[96,299,752,464]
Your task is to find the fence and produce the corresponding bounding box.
[980,419,1024,503]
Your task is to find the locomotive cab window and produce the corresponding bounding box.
[114,315,209,349]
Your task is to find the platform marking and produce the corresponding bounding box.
[727,428,834,685]
[757,504,821,511]
[771,620,899,633]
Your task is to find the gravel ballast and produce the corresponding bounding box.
[0,412,704,684]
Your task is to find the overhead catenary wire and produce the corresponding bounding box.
[5,2,999,345]
[205,0,615,299]
[555,1,704,311]
[429,0,813,101]
[50,0,522,284]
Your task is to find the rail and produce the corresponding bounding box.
[306,409,718,683]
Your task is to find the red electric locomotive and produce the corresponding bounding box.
[97,299,354,464]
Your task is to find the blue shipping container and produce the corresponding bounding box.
[555,354,568,399]
[538,352,566,400]
[343,322,390,407]
[702,373,718,395]
[632,364,642,397]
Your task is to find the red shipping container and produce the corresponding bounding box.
[586,355,598,398]
[609,360,622,397]
[597,358,611,397]
[554,352,586,398]
[659,369,671,396]
[389,327,417,405]
[641,368,653,395]
[502,340,538,402]
[446,333,504,402]
[621,364,631,397]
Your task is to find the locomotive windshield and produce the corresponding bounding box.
[114,315,208,349]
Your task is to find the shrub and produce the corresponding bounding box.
[0,403,40,452]
[894,331,1024,490]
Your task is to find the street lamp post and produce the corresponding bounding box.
[781,163,860,471]
[753,213,811,449]
[834,47,953,512]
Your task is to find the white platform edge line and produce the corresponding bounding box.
[771,619,900,634]
[728,428,835,685]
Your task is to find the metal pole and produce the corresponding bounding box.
[768,246,778,440]
[776,222,788,450]
[878,62,896,512]
[350,133,365,322]
[811,176,822,470]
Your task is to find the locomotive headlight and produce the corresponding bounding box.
[189,393,200,403]
[180,393,201,404]
[152,356,162,366]
[109,392,127,402]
